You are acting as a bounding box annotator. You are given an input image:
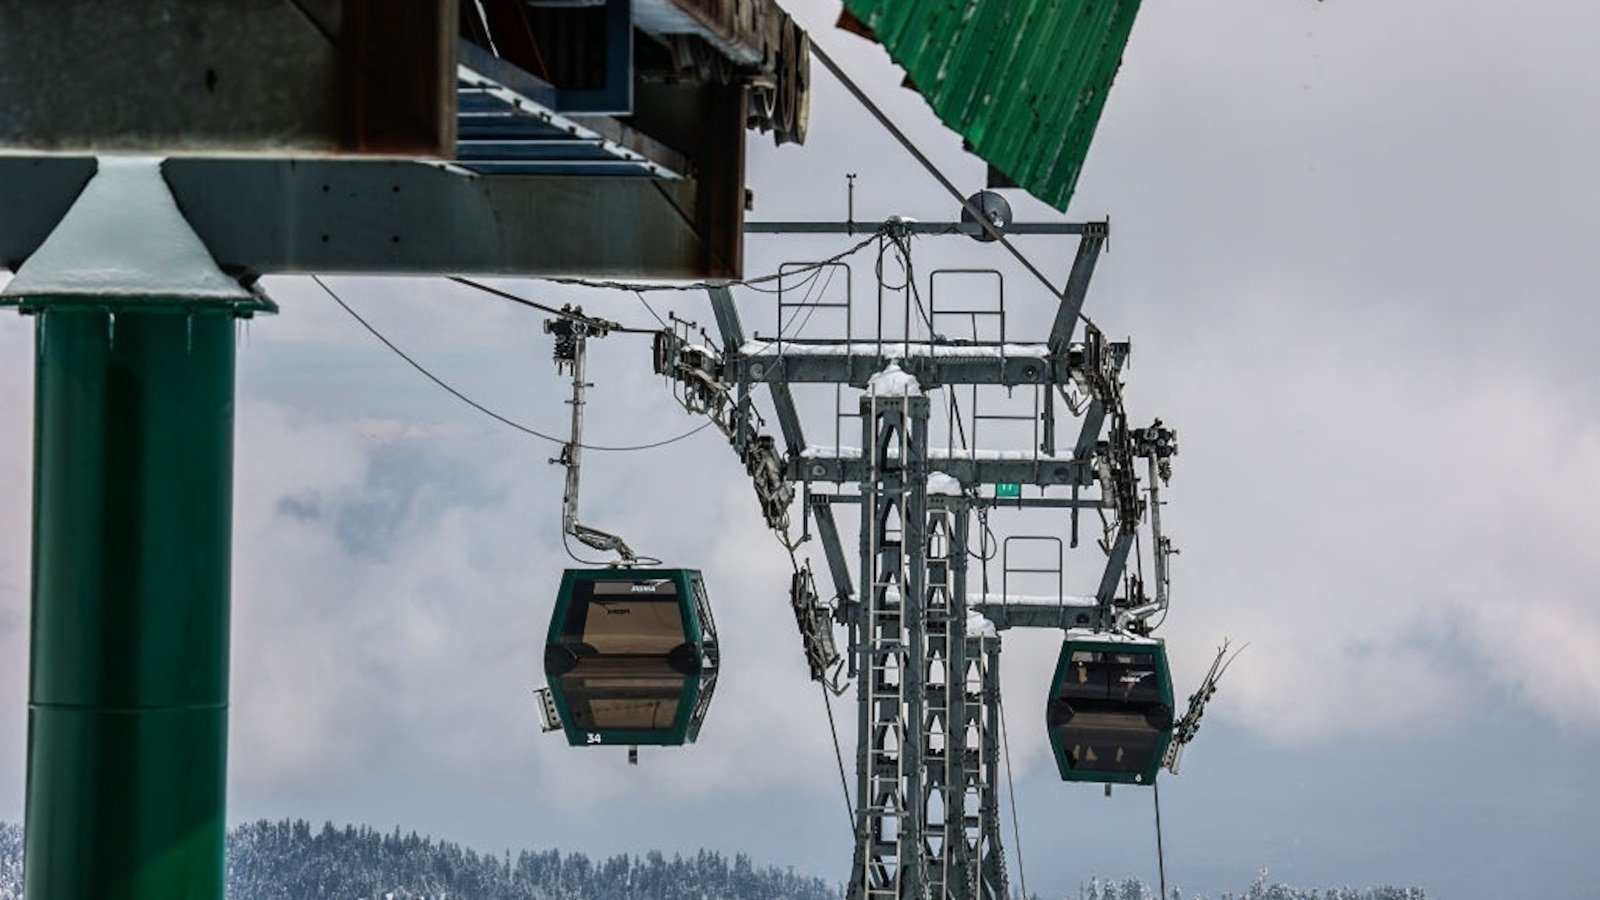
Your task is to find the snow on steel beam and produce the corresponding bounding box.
[736,343,1073,388]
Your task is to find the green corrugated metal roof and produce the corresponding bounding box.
[842,0,1141,211]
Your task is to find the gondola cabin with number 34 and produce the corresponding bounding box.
[543,568,720,747]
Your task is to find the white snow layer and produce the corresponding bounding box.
[927,471,964,496]
[4,157,250,300]
[802,445,1076,462]
[965,609,998,638]
[740,340,1050,359]
[865,360,922,397]
[972,592,1099,608]
[1064,628,1163,646]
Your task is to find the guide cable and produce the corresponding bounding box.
[315,275,715,451]
[821,684,855,833]
[1154,780,1169,900]
[997,690,1028,900]
[810,43,1102,330]
[540,229,883,294]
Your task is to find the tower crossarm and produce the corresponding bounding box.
[793,451,1095,489]
[968,601,1108,632]
[735,340,1073,389]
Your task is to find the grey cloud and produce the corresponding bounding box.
[1,2,1598,895]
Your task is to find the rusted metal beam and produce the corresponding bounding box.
[0,0,456,157]
[162,159,713,277]
[0,157,718,279]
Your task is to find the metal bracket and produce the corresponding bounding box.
[533,686,563,733]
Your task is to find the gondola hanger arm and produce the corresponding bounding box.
[546,307,639,565]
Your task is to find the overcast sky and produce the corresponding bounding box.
[2,1,1599,898]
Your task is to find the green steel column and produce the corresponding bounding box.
[25,306,238,899]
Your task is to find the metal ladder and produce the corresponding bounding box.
[923,504,956,899]
[858,390,911,900]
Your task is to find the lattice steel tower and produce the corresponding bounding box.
[652,213,1190,900]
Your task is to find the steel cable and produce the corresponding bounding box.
[315,276,715,452]
[810,43,1102,332]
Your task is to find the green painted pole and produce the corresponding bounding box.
[25,306,238,899]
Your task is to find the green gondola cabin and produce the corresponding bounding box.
[1046,632,1175,785]
[543,568,719,747]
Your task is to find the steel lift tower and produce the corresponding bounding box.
[650,211,1190,900]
